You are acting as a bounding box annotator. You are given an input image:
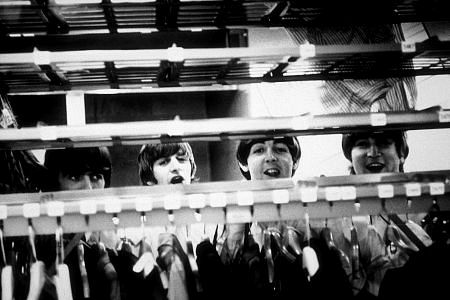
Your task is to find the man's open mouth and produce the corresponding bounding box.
[264,168,280,177]
[170,175,184,184]
[366,162,385,173]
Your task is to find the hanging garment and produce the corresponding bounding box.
[63,238,121,300]
[195,239,229,300]
[157,233,199,300]
[378,240,450,299]
[220,227,268,300]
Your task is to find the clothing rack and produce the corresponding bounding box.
[0,170,448,237]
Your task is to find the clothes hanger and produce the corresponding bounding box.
[77,240,90,299]
[53,217,74,300]
[349,216,360,281]
[133,212,157,278]
[1,220,14,300]
[302,212,319,280]
[26,219,46,300]
[263,229,275,284]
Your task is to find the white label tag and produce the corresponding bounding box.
[404,183,421,197]
[299,44,316,58]
[429,182,445,195]
[370,113,387,126]
[438,111,450,123]
[325,186,342,201]
[272,189,289,204]
[378,184,394,198]
[23,203,41,218]
[0,205,7,219]
[300,186,318,203]
[32,47,51,65]
[135,198,153,212]
[341,186,357,200]
[188,194,206,209]
[79,200,97,215]
[163,195,181,210]
[209,192,227,207]
[38,126,58,140]
[104,199,122,213]
[47,201,65,217]
[401,42,416,53]
[167,44,185,62]
[237,191,254,206]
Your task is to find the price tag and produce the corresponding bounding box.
[404,183,421,197]
[47,201,64,217]
[104,199,122,213]
[135,198,153,212]
[378,184,394,198]
[0,205,7,219]
[401,42,416,53]
[209,192,227,207]
[23,203,40,218]
[341,186,357,200]
[163,195,181,210]
[429,182,445,195]
[32,47,51,65]
[167,44,184,62]
[370,113,387,126]
[272,189,289,204]
[325,186,342,201]
[188,194,206,209]
[438,111,450,123]
[79,200,97,215]
[237,191,254,206]
[300,186,318,203]
[299,44,316,58]
[38,126,57,140]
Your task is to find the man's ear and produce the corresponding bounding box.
[239,162,249,172]
[293,161,299,171]
[399,157,405,164]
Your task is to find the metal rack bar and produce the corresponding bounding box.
[0,109,448,150]
[0,170,448,236]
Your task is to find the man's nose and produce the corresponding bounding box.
[367,143,380,157]
[80,175,93,190]
[169,158,182,172]
[264,148,277,162]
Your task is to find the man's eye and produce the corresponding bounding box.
[69,175,80,181]
[355,140,369,147]
[91,174,104,182]
[158,158,169,166]
[251,146,264,154]
[177,156,188,162]
[275,146,288,153]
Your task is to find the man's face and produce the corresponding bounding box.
[351,135,400,174]
[58,171,105,190]
[241,140,295,180]
[152,150,192,185]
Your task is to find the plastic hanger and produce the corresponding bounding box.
[1,220,14,300]
[349,217,360,281]
[133,213,157,278]
[77,240,90,298]
[263,229,275,284]
[285,226,302,256]
[26,219,46,300]
[53,217,74,300]
[302,212,319,280]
